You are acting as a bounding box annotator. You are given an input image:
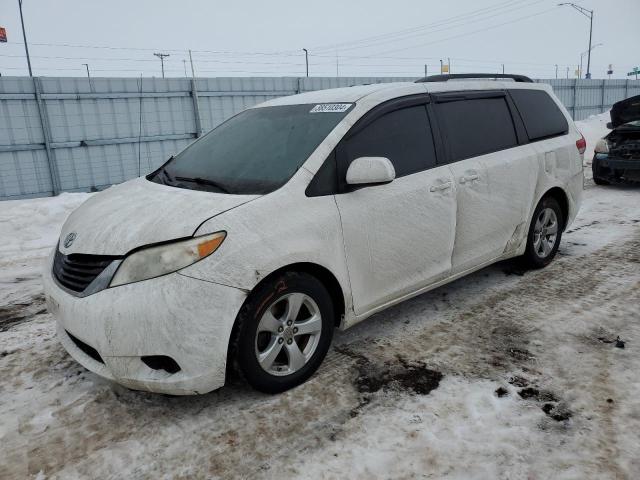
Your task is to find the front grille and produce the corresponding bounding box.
[53,249,119,293]
[66,330,104,364]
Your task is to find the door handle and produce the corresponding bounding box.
[459,174,479,184]
[429,181,452,192]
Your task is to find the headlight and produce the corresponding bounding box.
[594,139,609,154]
[110,232,226,287]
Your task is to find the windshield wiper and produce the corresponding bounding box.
[153,165,175,185]
[175,176,231,194]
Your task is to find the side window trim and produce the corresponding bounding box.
[426,102,448,166]
[431,92,520,165]
[342,93,431,141]
[336,94,434,194]
[507,89,569,142]
[504,92,529,145]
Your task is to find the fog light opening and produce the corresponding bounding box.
[141,355,181,374]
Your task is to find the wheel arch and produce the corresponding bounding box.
[542,186,570,231]
[225,261,347,381]
[251,262,347,327]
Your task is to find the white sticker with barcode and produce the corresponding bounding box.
[310,103,352,113]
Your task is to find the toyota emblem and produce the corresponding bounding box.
[63,232,77,248]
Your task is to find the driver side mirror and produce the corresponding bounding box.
[345,157,396,186]
[606,122,613,130]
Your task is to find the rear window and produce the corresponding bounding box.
[510,89,568,141]
[435,96,518,162]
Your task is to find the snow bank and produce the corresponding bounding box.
[0,192,92,303]
[575,112,611,163]
[0,192,92,260]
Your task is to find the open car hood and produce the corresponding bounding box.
[610,94,640,129]
[59,177,258,256]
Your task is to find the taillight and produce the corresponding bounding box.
[576,133,586,155]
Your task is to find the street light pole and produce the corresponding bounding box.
[302,48,309,77]
[82,63,90,80]
[153,52,170,78]
[580,43,603,80]
[558,3,594,79]
[17,0,33,76]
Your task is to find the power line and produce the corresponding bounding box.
[310,0,527,52]
[364,6,558,57]
[314,0,545,54]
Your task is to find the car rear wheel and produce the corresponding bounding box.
[231,272,334,393]
[521,196,564,269]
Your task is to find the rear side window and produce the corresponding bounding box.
[343,105,437,177]
[435,96,518,162]
[510,89,568,141]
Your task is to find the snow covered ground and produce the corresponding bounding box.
[2,113,639,479]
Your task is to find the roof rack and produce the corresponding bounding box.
[415,73,534,83]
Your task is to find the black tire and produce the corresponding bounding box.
[230,271,334,393]
[520,196,564,269]
[593,175,610,186]
[592,161,610,185]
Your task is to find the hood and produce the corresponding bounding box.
[59,177,258,256]
[610,94,640,129]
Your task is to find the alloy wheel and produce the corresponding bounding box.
[254,293,323,376]
[533,207,558,258]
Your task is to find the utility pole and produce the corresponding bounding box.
[189,49,203,137]
[82,63,93,92]
[558,3,594,79]
[440,59,443,74]
[555,64,558,79]
[183,59,188,77]
[502,64,505,74]
[580,43,602,79]
[17,0,33,76]
[302,48,309,77]
[153,52,170,78]
[448,57,451,74]
[424,64,428,77]
[566,66,569,79]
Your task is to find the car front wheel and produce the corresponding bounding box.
[231,272,334,393]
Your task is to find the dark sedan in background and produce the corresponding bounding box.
[593,95,640,185]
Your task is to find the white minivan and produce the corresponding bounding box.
[43,74,585,394]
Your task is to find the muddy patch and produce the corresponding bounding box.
[517,387,572,422]
[336,347,444,418]
[542,403,572,422]
[518,387,558,402]
[354,359,443,396]
[495,387,509,397]
[0,294,46,332]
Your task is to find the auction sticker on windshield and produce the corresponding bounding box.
[310,103,352,113]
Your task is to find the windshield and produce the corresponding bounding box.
[150,103,352,194]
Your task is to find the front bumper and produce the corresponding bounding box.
[593,153,640,180]
[43,249,247,395]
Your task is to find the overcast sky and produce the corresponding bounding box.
[0,0,638,79]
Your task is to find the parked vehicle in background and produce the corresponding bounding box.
[43,74,584,395]
[593,95,640,185]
